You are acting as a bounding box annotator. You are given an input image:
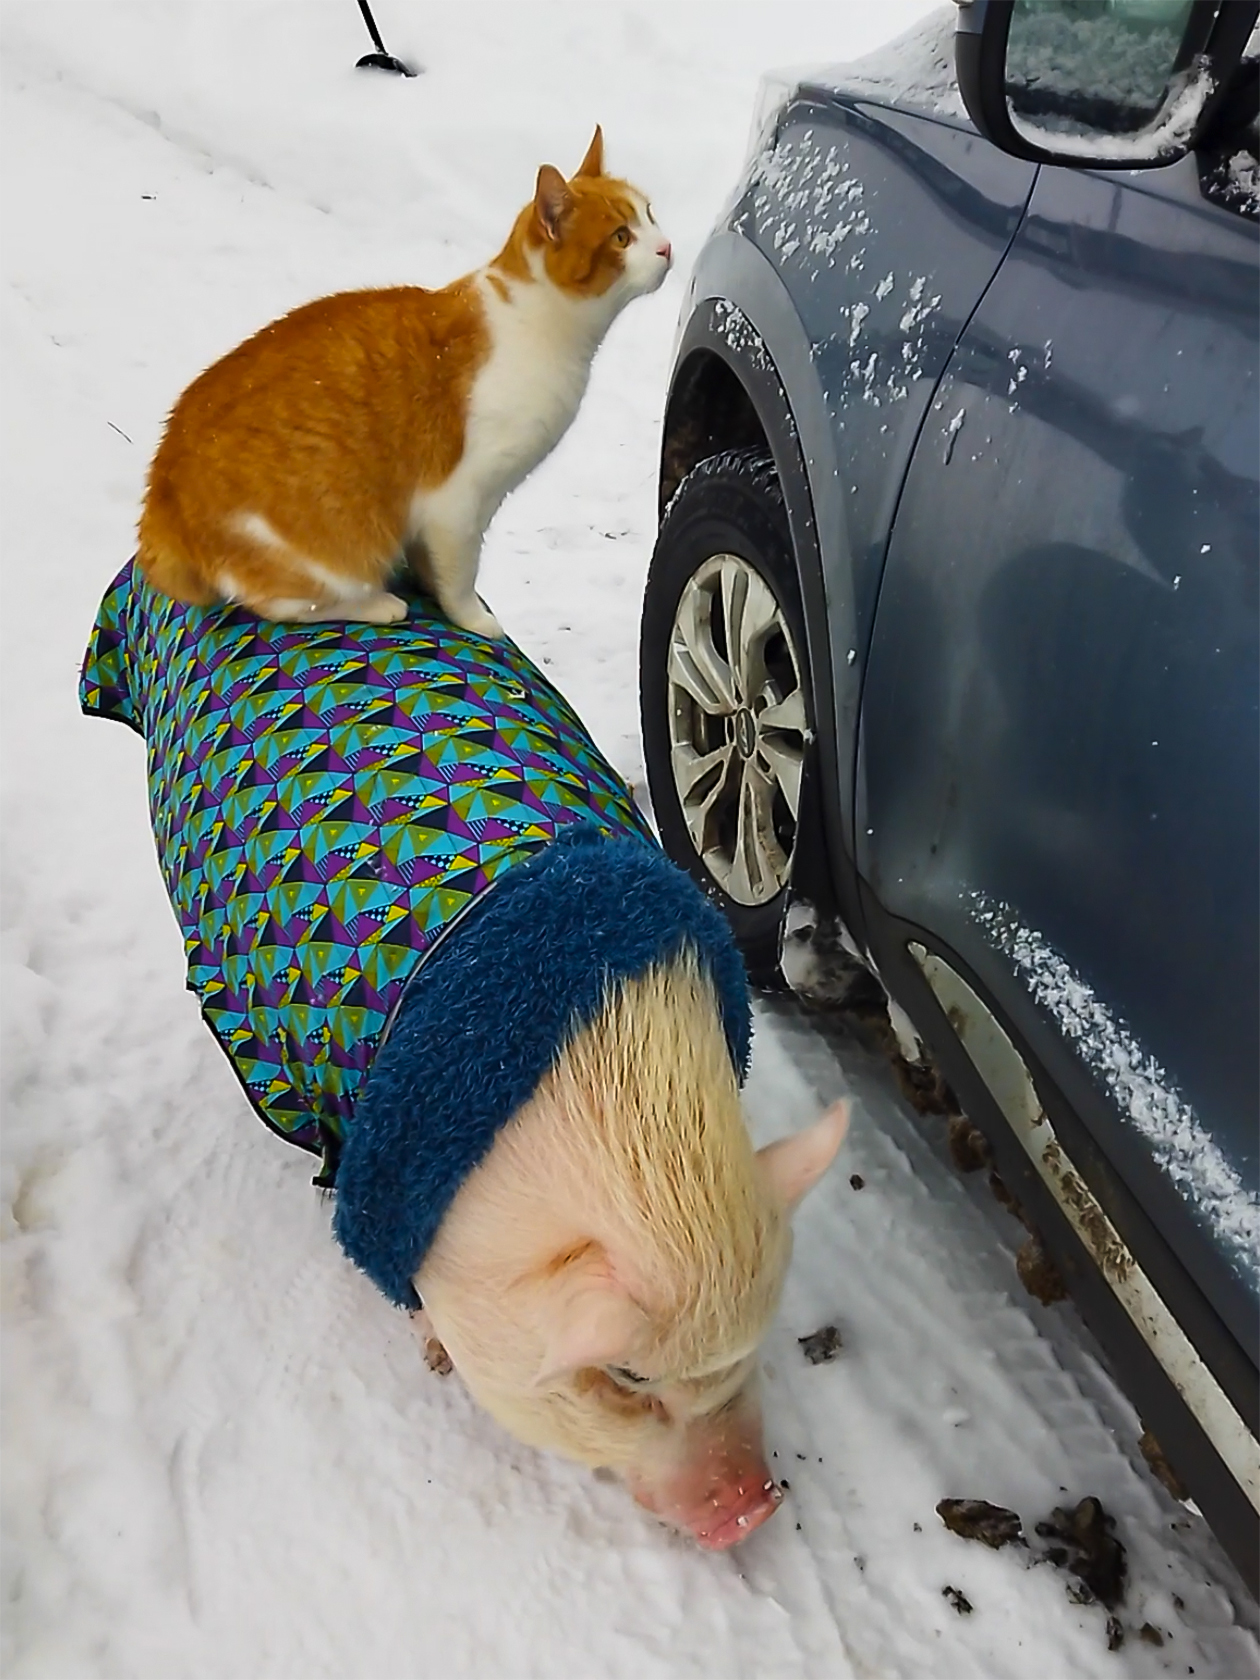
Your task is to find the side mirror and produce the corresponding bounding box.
[954,0,1258,169]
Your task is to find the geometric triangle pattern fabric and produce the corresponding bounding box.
[80,560,653,1159]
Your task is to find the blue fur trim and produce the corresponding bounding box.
[333,825,752,1308]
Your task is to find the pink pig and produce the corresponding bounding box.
[414,952,849,1549]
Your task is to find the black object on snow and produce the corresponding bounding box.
[354,0,418,77]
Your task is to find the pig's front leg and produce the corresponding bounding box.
[410,1307,453,1377]
[425,1341,453,1376]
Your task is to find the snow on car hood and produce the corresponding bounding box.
[745,7,966,167]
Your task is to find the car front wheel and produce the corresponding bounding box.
[639,449,812,984]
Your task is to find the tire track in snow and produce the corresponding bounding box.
[744,998,1259,1675]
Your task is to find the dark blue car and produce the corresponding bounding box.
[638,0,1258,1581]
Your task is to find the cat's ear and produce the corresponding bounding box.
[534,164,573,243]
[574,125,604,179]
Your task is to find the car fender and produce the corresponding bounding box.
[667,241,864,945]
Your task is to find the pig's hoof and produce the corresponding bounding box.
[424,1337,453,1376]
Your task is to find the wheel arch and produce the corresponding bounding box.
[660,348,769,515]
[660,296,865,951]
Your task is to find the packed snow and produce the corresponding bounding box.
[3,3,1258,1677]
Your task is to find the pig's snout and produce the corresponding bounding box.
[629,1462,784,1550]
[691,1475,784,1551]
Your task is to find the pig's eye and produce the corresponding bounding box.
[583,1367,668,1421]
[608,1365,649,1387]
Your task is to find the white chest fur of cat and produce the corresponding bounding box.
[135,127,671,637]
[414,207,666,640]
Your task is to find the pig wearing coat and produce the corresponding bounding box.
[81,562,848,1548]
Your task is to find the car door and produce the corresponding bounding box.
[856,149,1258,1355]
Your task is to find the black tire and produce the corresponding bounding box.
[639,448,813,986]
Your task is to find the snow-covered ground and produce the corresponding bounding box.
[3,4,1258,1676]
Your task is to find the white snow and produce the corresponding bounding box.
[944,404,967,463]
[712,296,775,379]
[3,3,1259,1677]
[741,3,966,189]
[1226,149,1260,209]
[972,895,1260,1291]
[815,6,968,121]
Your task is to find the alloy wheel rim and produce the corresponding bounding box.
[666,553,806,906]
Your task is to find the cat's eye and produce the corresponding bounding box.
[612,226,632,248]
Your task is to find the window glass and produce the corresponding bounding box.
[1006,0,1195,137]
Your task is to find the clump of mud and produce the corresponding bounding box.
[936,1492,1130,1640]
[936,1498,1025,1549]
[895,1054,959,1117]
[947,1114,991,1173]
[1016,1234,1068,1304]
[986,1172,1069,1305]
[1035,1496,1127,1608]
[799,1325,844,1365]
[1139,1426,1189,1502]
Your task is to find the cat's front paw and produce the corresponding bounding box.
[446,597,504,640]
[364,592,409,625]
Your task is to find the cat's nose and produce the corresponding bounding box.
[656,240,672,263]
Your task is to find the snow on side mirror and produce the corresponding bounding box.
[953,0,1258,171]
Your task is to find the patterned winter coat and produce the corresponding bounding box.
[81,563,751,1306]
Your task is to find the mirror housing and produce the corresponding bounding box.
[954,0,1258,169]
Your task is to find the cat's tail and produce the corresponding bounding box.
[137,480,220,607]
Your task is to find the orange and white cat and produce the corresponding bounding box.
[137,128,670,638]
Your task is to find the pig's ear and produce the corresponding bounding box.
[533,1246,647,1386]
[756,1100,851,1213]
